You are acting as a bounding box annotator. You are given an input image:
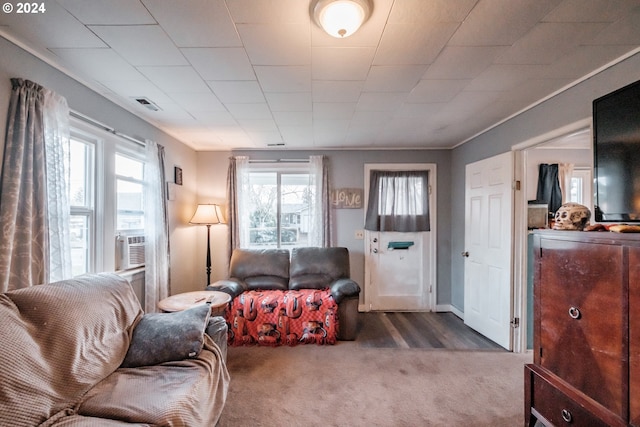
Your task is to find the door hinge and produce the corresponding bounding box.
[513,180,521,190]
[510,317,520,328]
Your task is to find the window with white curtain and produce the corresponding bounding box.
[241,163,315,249]
[69,119,145,275]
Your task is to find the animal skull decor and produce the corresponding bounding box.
[552,202,591,231]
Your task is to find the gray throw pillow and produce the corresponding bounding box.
[121,303,211,368]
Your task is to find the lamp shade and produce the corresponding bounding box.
[313,0,371,38]
[189,204,225,225]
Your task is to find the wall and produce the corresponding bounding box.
[196,149,453,306]
[0,37,200,295]
[450,51,640,312]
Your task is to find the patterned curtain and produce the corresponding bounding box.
[144,140,171,313]
[364,170,430,232]
[0,78,71,292]
[309,155,332,247]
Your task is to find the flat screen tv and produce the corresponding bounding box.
[593,79,640,222]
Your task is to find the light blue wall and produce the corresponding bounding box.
[217,149,453,305]
[450,51,640,311]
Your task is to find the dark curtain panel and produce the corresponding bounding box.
[364,170,430,232]
[536,163,562,213]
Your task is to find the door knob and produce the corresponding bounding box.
[461,251,469,257]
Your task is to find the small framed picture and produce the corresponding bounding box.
[174,166,183,185]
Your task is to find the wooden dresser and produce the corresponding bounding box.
[525,230,640,427]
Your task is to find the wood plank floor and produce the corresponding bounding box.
[355,312,504,351]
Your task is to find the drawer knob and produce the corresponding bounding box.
[561,408,573,423]
[568,306,581,319]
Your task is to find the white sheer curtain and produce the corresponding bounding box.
[144,140,170,313]
[308,155,331,247]
[236,156,251,249]
[43,90,72,282]
[559,163,574,203]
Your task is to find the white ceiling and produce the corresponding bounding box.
[1,0,639,151]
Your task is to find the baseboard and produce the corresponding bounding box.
[436,304,464,319]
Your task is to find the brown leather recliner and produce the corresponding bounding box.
[207,247,360,340]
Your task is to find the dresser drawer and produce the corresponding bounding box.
[529,367,611,427]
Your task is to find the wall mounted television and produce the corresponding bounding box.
[593,79,640,222]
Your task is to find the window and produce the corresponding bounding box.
[69,119,145,275]
[568,168,592,209]
[245,168,313,249]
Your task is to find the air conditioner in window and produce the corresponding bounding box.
[116,234,145,270]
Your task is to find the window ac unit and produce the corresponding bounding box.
[116,235,145,270]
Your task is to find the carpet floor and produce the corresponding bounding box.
[217,313,533,427]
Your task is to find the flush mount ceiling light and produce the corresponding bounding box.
[312,0,372,38]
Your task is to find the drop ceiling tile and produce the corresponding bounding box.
[541,44,640,79]
[279,126,316,146]
[465,64,548,92]
[422,46,508,79]
[237,119,279,132]
[394,103,447,119]
[495,22,608,64]
[227,0,308,23]
[448,0,562,46]
[388,0,477,23]
[407,79,470,103]
[265,92,313,112]
[351,111,395,128]
[190,110,238,126]
[58,0,155,24]
[207,81,265,103]
[138,66,211,93]
[142,103,194,126]
[272,111,313,126]
[182,48,255,80]
[247,130,284,145]
[364,65,427,92]
[50,48,146,81]
[142,0,241,47]
[313,102,357,119]
[356,92,408,111]
[543,0,640,22]
[312,47,376,80]
[254,66,312,92]
[167,92,226,112]
[312,81,364,102]
[237,23,310,65]
[0,2,106,48]
[374,22,459,65]
[100,80,174,104]
[589,6,640,45]
[226,103,273,120]
[89,25,187,66]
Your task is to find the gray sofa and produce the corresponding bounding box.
[207,246,361,340]
[0,273,229,426]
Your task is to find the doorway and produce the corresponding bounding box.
[362,163,437,312]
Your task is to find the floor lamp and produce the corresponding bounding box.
[189,204,225,286]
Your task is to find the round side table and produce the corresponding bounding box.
[158,290,231,315]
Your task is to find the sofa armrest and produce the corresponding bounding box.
[330,278,361,304]
[206,279,246,299]
[205,316,228,361]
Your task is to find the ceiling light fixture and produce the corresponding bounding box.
[312,0,372,38]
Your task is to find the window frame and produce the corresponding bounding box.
[69,117,145,274]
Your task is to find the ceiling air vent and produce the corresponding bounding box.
[132,97,161,112]
[267,143,285,147]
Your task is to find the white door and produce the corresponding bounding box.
[463,152,513,349]
[363,164,437,312]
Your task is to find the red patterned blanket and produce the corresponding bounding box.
[225,289,338,346]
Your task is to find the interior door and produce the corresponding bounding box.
[463,152,514,350]
[363,163,436,312]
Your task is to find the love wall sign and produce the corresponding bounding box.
[331,188,363,209]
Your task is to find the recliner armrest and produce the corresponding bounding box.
[330,278,360,304]
[206,279,246,299]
